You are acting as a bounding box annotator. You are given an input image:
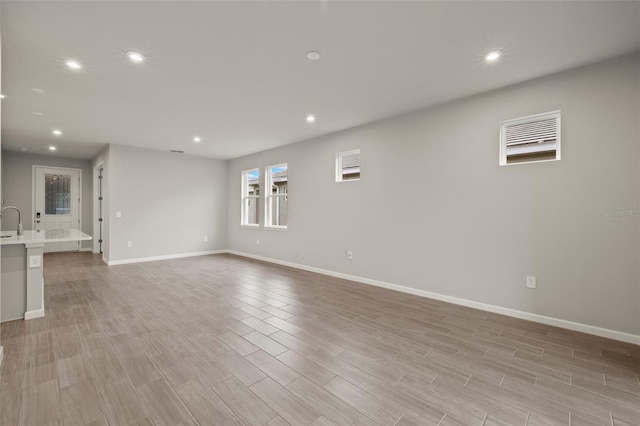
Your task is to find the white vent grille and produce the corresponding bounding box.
[500,111,561,165]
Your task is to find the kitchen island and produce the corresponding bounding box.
[1,229,92,322]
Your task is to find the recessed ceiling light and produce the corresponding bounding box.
[193,136,201,143]
[32,112,44,116]
[306,51,321,61]
[65,60,82,70]
[20,147,28,151]
[306,114,316,123]
[485,51,502,62]
[30,87,45,93]
[52,129,63,136]
[127,51,145,63]
[49,146,57,151]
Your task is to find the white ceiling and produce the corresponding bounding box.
[2,1,639,160]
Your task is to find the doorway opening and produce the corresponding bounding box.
[32,166,82,253]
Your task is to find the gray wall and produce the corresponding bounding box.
[1,246,26,321]
[227,54,640,335]
[107,144,228,262]
[1,151,93,250]
[1,29,3,356]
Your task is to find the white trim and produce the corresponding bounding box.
[107,250,226,266]
[226,250,640,345]
[240,224,260,229]
[93,162,104,254]
[102,256,109,265]
[499,158,560,167]
[263,226,288,232]
[79,247,93,252]
[25,308,45,320]
[0,346,4,367]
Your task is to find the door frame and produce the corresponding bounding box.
[32,165,83,251]
[92,162,104,254]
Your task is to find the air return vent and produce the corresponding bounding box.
[500,111,561,165]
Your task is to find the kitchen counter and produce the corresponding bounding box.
[1,229,92,246]
[1,229,92,322]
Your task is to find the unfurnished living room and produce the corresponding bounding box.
[0,1,639,425]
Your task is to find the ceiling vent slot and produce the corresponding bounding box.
[170,150,184,154]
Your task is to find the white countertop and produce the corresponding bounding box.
[0,229,92,246]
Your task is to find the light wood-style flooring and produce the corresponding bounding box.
[1,252,639,425]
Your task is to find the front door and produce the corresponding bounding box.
[33,166,81,253]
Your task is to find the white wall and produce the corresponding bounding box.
[107,144,227,262]
[1,151,93,250]
[227,54,640,336]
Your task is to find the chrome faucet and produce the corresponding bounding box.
[1,206,24,236]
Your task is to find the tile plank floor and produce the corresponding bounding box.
[1,252,639,425]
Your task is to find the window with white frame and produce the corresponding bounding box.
[500,111,561,165]
[241,168,260,226]
[265,163,288,229]
[336,149,360,182]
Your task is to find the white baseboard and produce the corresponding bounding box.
[108,250,226,266]
[79,247,93,252]
[0,345,3,367]
[227,250,640,345]
[24,308,45,320]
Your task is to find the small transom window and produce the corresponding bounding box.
[500,111,561,165]
[336,149,360,182]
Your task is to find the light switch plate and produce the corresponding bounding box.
[29,255,41,268]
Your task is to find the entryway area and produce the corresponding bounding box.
[33,165,82,253]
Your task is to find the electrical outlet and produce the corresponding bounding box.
[256,239,260,245]
[29,255,41,268]
[204,235,208,242]
[347,250,353,260]
[526,275,536,289]
[127,241,133,248]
